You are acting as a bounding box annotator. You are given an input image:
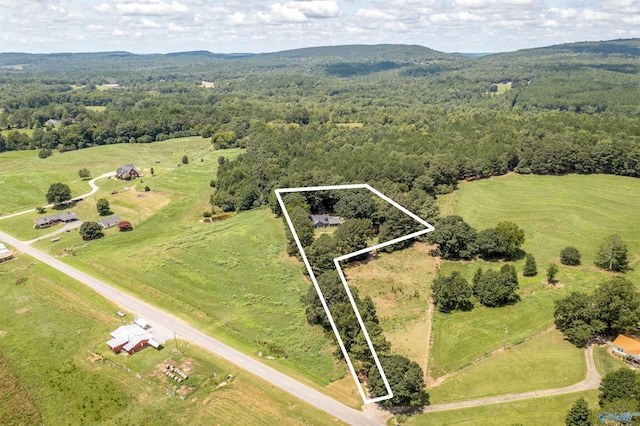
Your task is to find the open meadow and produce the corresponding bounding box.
[0,140,356,404]
[0,255,341,425]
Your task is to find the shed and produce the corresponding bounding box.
[97,215,121,229]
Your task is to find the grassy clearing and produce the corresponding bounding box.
[428,329,585,404]
[0,128,34,137]
[593,345,628,376]
[406,390,599,426]
[0,136,214,214]
[1,140,354,400]
[430,173,640,377]
[0,255,343,425]
[86,105,106,112]
[346,243,438,371]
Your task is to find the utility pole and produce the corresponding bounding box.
[174,331,178,353]
[504,326,509,350]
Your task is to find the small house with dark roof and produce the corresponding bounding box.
[97,215,121,229]
[34,212,78,229]
[310,214,341,228]
[116,164,140,180]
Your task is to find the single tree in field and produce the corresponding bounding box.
[547,263,559,283]
[565,397,590,426]
[46,183,72,205]
[523,253,538,276]
[79,222,104,241]
[96,198,110,216]
[117,221,133,232]
[595,234,629,272]
[78,168,91,179]
[494,221,525,258]
[560,247,581,266]
[181,155,189,165]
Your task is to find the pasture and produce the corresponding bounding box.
[0,255,339,425]
[0,136,214,214]
[430,173,640,377]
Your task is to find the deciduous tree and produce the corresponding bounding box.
[79,222,104,241]
[45,183,72,205]
[78,168,91,179]
[595,235,629,272]
[431,271,473,313]
[561,247,581,266]
[96,198,110,216]
[494,221,525,258]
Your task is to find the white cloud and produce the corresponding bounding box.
[289,1,340,19]
[113,1,188,16]
[139,18,161,28]
[112,28,131,37]
[228,12,247,25]
[259,3,308,23]
[168,22,189,32]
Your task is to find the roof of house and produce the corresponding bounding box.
[97,215,121,229]
[310,214,341,226]
[117,164,138,175]
[613,335,640,354]
[107,324,154,351]
[34,212,78,226]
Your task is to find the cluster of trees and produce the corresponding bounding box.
[431,265,519,313]
[304,271,428,406]
[426,216,525,260]
[554,278,640,347]
[567,367,640,425]
[277,189,438,261]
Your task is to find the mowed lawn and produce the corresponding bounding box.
[428,329,585,404]
[0,256,340,425]
[430,173,640,377]
[407,390,599,426]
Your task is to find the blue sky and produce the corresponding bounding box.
[1,0,639,54]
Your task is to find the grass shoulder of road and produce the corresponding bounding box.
[404,390,600,426]
[0,255,345,426]
[427,329,585,404]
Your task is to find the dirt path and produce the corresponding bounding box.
[422,345,600,413]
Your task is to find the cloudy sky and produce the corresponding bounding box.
[1,0,639,54]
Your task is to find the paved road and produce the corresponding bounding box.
[423,345,601,413]
[0,230,379,425]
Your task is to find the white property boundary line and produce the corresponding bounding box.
[275,184,435,404]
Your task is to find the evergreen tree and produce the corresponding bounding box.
[523,253,537,276]
[565,397,590,426]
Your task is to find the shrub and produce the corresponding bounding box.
[560,246,581,266]
[144,186,150,192]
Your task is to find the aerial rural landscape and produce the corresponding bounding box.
[2,3,640,425]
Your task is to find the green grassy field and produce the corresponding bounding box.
[430,173,640,377]
[406,390,600,426]
[0,255,340,425]
[428,329,585,404]
[0,139,358,405]
[593,345,628,376]
[0,136,214,214]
